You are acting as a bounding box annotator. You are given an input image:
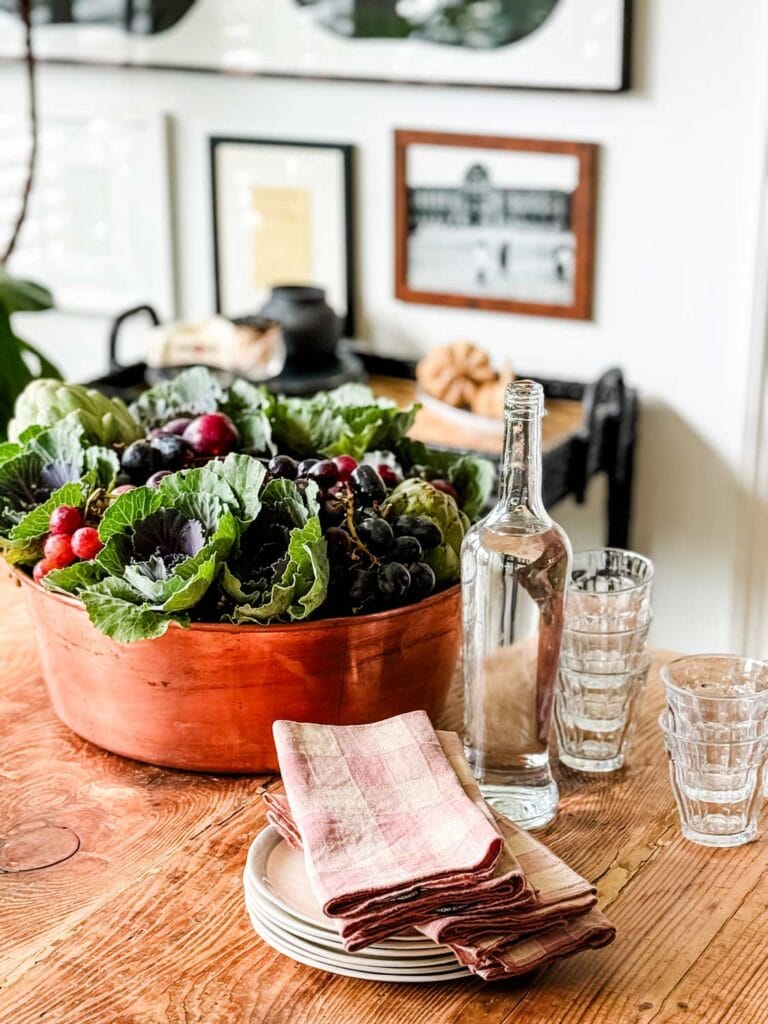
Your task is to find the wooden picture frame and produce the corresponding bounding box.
[394,130,597,321]
[210,136,356,337]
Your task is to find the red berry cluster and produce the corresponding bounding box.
[33,505,104,583]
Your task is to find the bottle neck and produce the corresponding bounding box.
[499,406,547,519]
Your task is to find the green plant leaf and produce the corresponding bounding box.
[129,366,224,429]
[204,453,266,524]
[171,491,227,535]
[9,480,88,541]
[17,338,62,381]
[83,446,120,491]
[157,465,239,514]
[223,378,275,455]
[95,533,132,577]
[44,560,106,594]
[0,450,43,529]
[98,487,163,542]
[160,552,219,612]
[270,385,419,462]
[0,441,22,466]
[0,269,54,314]
[81,578,188,643]
[260,477,320,528]
[230,515,328,623]
[27,417,86,468]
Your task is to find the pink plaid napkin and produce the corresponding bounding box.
[272,711,532,948]
[451,909,616,979]
[267,715,615,978]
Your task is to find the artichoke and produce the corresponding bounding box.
[9,379,143,447]
[384,478,470,585]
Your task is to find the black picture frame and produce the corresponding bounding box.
[210,136,356,338]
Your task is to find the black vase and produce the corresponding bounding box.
[259,286,339,374]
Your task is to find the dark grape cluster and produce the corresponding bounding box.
[266,453,441,616]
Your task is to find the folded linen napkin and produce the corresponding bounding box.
[272,711,531,949]
[267,787,614,977]
[451,909,617,979]
[268,713,615,977]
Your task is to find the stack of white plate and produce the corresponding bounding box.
[243,826,472,983]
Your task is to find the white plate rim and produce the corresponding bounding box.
[247,903,462,975]
[242,872,448,956]
[243,884,454,962]
[244,827,434,944]
[246,905,472,984]
[416,387,505,434]
[245,891,458,968]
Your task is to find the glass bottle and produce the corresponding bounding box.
[461,380,571,829]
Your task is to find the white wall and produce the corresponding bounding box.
[2,0,767,653]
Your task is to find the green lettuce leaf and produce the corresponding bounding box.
[44,559,107,594]
[223,379,275,455]
[1,479,91,565]
[228,515,328,623]
[260,477,319,528]
[203,453,266,525]
[129,367,224,430]
[160,551,219,612]
[157,465,239,514]
[270,385,419,461]
[83,446,120,491]
[81,578,189,643]
[27,416,85,468]
[98,487,163,542]
[95,533,132,578]
[0,441,22,466]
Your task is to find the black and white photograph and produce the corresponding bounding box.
[0,0,631,91]
[395,131,597,319]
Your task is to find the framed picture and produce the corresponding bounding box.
[210,137,355,336]
[394,130,597,321]
[0,0,632,93]
[1,109,174,318]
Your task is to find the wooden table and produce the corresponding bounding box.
[2,573,765,1023]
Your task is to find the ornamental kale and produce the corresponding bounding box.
[220,477,328,624]
[43,455,262,642]
[269,383,419,461]
[0,417,118,564]
[3,367,496,643]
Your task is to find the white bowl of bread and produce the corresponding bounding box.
[416,341,514,427]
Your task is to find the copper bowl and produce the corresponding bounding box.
[14,568,460,773]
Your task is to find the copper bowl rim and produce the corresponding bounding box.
[9,564,459,636]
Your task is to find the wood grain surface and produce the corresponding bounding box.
[2,570,766,1024]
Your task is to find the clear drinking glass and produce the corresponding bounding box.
[662,655,768,732]
[565,548,653,632]
[555,653,652,771]
[462,380,571,829]
[560,619,651,672]
[659,712,767,847]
